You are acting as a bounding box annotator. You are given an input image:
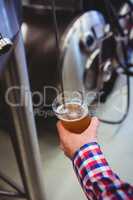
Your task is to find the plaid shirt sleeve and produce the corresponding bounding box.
[73,142,133,200]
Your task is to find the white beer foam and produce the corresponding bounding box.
[56,102,89,122]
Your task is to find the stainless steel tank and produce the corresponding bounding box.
[0,1,46,200]
[0,0,21,73]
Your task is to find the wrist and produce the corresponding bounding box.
[72,142,98,161]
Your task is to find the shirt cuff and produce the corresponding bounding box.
[72,142,114,183]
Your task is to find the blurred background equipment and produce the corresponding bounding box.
[0,34,13,56]
[0,1,133,200]
[61,0,133,124]
[19,0,133,125]
[23,0,83,12]
[0,1,46,200]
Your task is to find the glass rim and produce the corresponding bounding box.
[52,101,88,116]
[52,91,98,116]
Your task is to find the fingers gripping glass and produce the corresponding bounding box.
[52,91,97,134]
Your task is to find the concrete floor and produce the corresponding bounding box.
[0,75,133,200]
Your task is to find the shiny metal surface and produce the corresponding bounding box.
[0,0,21,39]
[4,32,46,200]
[119,2,132,32]
[61,11,106,92]
[0,35,13,55]
[61,6,132,93]
[0,0,21,73]
[0,1,46,199]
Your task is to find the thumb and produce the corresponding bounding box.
[87,117,100,133]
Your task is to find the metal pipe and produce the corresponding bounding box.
[4,32,46,200]
[0,171,24,194]
[0,190,25,199]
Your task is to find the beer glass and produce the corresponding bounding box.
[52,91,96,134]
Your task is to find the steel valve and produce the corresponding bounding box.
[0,34,13,55]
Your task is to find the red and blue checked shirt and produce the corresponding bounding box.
[73,142,133,200]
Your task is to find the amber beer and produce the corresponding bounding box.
[57,102,91,134]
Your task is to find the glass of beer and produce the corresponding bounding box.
[52,91,94,134]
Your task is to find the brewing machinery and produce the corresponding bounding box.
[0,1,46,200]
[61,0,133,124]
[0,0,133,200]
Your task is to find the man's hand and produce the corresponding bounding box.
[57,117,100,159]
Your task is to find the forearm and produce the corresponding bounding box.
[73,142,133,199]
